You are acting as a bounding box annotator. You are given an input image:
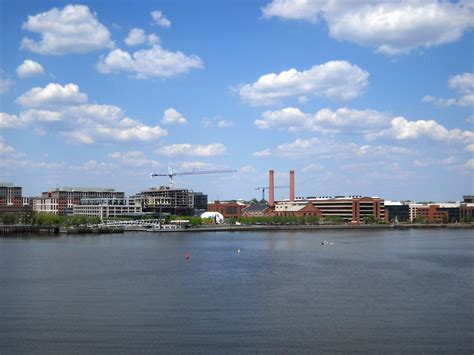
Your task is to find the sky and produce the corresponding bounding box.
[0,0,473,202]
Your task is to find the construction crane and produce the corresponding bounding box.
[255,185,289,201]
[151,167,237,188]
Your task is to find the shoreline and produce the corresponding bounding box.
[151,223,474,233]
[2,223,473,237]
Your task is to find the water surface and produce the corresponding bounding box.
[0,229,472,353]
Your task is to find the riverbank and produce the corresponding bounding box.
[149,223,474,233]
[0,225,123,237]
[1,223,472,236]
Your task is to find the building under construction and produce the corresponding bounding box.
[130,186,207,217]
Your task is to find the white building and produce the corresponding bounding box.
[73,198,142,220]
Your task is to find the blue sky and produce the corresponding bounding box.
[0,0,473,201]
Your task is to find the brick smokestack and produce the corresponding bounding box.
[269,170,274,208]
[290,170,295,202]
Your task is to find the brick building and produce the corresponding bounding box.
[208,201,247,219]
[34,187,125,215]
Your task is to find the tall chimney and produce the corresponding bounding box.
[290,170,295,203]
[269,170,274,208]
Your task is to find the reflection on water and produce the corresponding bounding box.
[0,229,472,353]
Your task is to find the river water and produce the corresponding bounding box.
[0,229,472,353]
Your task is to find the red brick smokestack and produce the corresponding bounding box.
[290,170,295,202]
[269,170,274,208]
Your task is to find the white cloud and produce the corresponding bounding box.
[465,143,474,152]
[158,143,226,157]
[262,0,474,55]
[237,60,369,106]
[367,116,474,144]
[217,120,233,128]
[273,137,414,159]
[125,28,146,46]
[0,70,13,95]
[255,107,308,129]
[147,34,160,45]
[421,95,457,108]
[151,10,171,27]
[302,163,325,173]
[162,108,187,125]
[109,151,160,168]
[0,113,24,129]
[414,156,457,168]
[16,83,88,108]
[202,117,234,128]
[423,72,474,108]
[21,4,114,55]
[448,73,474,94]
[465,159,474,169]
[16,59,45,78]
[255,107,389,133]
[313,108,390,129]
[0,141,16,154]
[253,148,272,157]
[262,0,323,22]
[70,160,114,173]
[12,84,168,144]
[97,44,203,79]
[457,94,474,107]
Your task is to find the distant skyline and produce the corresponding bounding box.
[0,0,473,201]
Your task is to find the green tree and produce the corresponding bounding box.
[1,213,17,225]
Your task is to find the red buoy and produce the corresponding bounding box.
[184,251,190,261]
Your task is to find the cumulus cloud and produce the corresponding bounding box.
[448,73,474,94]
[262,0,474,55]
[423,72,474,108]
[367,116,474,144]
[97,44,203,79]
[21,4,113,55]
[255,107,389,133]
[0,113,24,129]
[161,108,187,125]
[151,10,171,27]
[237,61,369,106]
[157,143,226,157]
[11,84,167,144]
[16,83,88,108]
[16,59,45,78]
[0,70,13,95]
[108,151,160,168]
[125,28,146,46]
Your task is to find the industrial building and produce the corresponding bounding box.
[207,201,247,218]
[267,170,385,223]
[73,198,142,220]
[33,187,125,215]
[130,186,207,216]
[241,202,271,217]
